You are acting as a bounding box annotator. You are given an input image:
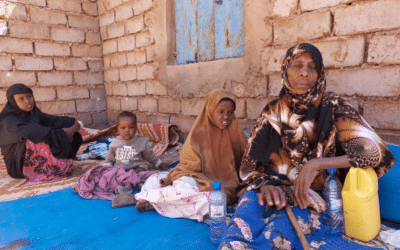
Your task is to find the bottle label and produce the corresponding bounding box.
[210,205,224,218]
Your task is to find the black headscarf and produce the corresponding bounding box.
[0,84,82,178]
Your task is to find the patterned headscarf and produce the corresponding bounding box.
[236,43,394,212]
[281,43,326,113]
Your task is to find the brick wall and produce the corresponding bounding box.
[98,0,162,125]
[0,0,106,127]
[13,0,394,142]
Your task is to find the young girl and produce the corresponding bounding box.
[0,83,82,182]
[134,89,248,221]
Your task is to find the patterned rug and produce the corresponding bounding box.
[0,123,180,202]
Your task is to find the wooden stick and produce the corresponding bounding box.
[285,204,311,250]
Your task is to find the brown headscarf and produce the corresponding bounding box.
[168,89,248,205]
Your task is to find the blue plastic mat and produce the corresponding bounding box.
[0,188,214,250]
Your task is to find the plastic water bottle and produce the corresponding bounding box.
[322,168,345,235]
[209,181,227,245]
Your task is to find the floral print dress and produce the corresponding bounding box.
[219,190,325,250]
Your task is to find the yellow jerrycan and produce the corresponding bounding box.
[342,167,380,242]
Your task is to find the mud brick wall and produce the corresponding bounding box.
[0,0,106,127]
[99,0,399,142]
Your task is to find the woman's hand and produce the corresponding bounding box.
[257,185,286,210]
[293,158,320,209]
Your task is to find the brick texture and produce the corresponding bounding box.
[125,15,144,34]
[99,12,115,27]
[47,0,82,13]
[120,66,137,81]
[364,100,400,130]
[9,20,49,39]
[314,37,365,68]
[30,7,67,25]
[368,34,400,65]
[68,15,99,30]
[246,99,269,120]
[121,97,138,110]
[51,27,85,43]
[37,101,76,115]
[137,64,155,80]
[77,99,107,112]
[31,87,56,101]
[127,50,146,64]
[334,0,400,36]
[146,80,167,95]
[118,35,136,52]
[110,53,128,67]
[127,82,146,96]
[135,31,154,48]
[103,40,118,55]
[8,4,27,21]
[113,83,128,96]
[90,87,106,99]
[0,72,36,87]
[300,0,351,11]
[86,31,101,45]
[54,58,87,71]
[104,69,119,82]
[35,42,70,56]
[132,0,153,15]
[38,72,73,86]
[15,56,53,71]
[115,4,133,22]
[72,44,102,58]
[92,112,108,125]
[88,60,104,72]
[57,86,89,100]
[106,96,121,111]
[274,11,331,45]
[0,37,33,54]
[75,72,104,85]
[7,0,46,7]
[138,97,157,113]
[235,99,246,119]
[0,56,12,70]
[158,97,180,114]
[82,1,98,16]
[107,22,125,39]
[268,72,282,97]
[181,98,205,116]
[326,67,400,97]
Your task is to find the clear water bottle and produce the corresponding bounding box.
[322,168,345,235]
[209,181,227,245]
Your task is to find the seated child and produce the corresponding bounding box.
[104,111,166,199]
[104,111,162,172]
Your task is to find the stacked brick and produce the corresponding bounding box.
[99,0,164,125]
[0,0,106,127]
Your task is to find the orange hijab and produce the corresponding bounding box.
[169,89,248,205]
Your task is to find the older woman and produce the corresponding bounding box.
[219,43,394,249]
[0,84,82,182]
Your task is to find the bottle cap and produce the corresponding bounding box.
[327,168,337,174]
[212,181,221,191]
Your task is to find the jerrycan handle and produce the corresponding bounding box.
[343,167,357,194]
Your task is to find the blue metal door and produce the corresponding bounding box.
[175,0,244,65]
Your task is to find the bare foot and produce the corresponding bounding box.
[135,200,155,211]
[72,184,79,193]
[112,193,137,208]
[70,167,85,177]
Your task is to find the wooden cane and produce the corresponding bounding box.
[285,204,311,250]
